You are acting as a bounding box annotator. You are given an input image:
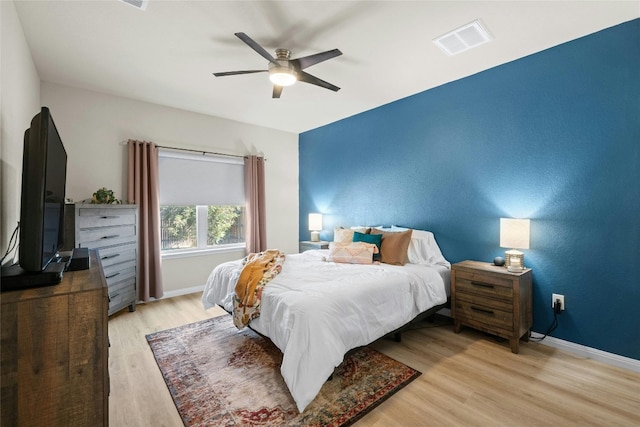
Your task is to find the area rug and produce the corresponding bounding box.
[146,315,420,427]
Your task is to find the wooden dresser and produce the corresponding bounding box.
[75,204,138,315]
[451,260,532,353]
[0,250,109,426]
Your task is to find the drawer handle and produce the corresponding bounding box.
[471,281,495,289]
[105,272,121,279]
[101,235,119,239]
[100,215,120,219]
[471,306,495,316]
[101,253,121,260]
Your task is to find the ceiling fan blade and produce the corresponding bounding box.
[297,71,340,92]
[291,49,342,70]
[235,32,278,64]
[272,85,283,99]
[213,70,267,77]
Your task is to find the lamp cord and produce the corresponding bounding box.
[529,309,559,342]
[0,222,20,266]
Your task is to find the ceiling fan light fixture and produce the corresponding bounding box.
[269,67,297,86]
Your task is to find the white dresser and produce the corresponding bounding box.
[75,204,138,315]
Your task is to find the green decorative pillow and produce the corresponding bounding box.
[352,231,382,261]
[370,228,413,265]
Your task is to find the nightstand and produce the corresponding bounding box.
[299,241,330,252]
[451,260,532,354]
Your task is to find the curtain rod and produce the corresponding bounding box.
[120,140,265,160]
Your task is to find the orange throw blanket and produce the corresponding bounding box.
[233,249,286,329]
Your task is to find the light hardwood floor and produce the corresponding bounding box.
[108,292,640,426]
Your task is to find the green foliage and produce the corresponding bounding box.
[91,187,121,204]
[207,206,242,245]
[160,206,196,249]
[160,205,244,249]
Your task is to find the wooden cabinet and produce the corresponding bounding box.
[299,240,330,252]
[75,204,137,315]
[1,250,109,426]
[451,260,532,353]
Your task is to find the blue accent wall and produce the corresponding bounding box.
[299,19,640,360]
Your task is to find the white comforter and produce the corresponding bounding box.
[202,249,448,412]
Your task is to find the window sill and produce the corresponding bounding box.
[161,244,246,260]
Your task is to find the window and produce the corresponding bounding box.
[158,150,245,254]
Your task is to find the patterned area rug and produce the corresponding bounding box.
[146,315,420,426]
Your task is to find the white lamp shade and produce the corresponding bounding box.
[308,213,323,231]
[500,218,530,249]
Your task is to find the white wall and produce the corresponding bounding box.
[1,0,41,259]
[37,82,299,294]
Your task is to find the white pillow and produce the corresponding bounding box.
[389,226,450,267]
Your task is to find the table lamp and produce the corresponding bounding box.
[308,213,323,242]
[500,218,530,272]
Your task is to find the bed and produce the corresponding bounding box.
[202,227,450,412]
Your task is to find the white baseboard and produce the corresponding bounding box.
[436,309,638,373]
[531,332,640,373]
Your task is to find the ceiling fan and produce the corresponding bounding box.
[213,32,342,98]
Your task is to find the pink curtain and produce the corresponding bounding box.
[244,156,266,253]
[127,140,163,300]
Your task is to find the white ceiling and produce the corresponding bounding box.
[13,1,640,134]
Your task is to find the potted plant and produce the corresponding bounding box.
[91,187,122,204]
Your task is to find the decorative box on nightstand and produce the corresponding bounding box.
[451,260,532,354]
[299,241,330,252]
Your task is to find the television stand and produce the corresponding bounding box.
[0,261,65,292]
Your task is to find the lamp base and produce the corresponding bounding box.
[310,231,320,242]
[505,249,524,272]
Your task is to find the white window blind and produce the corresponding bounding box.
[158,150,244,206]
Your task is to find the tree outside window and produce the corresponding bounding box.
[160,205,244,251]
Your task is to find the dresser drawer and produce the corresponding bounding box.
[104,265,136,287]
[77,208,137,227]
[110,287,136,312]
[109,287,136,314]
[455,270,514,300]
[77,225,136,248]
[108,275,136,295]
[103,259,136,279]
[97,246,137,267]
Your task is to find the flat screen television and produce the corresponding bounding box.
[18,107,68,272]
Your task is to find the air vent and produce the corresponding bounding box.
[119,0,148,10]
[433,20,493,56]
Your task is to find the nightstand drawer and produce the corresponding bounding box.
[455,271,514,300]
[454,298,513,330]
[456,291,513,312]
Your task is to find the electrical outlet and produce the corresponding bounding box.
[552,293,565,311]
